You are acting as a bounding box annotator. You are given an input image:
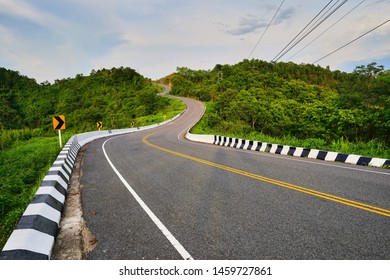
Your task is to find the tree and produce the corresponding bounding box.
[353,62,384,77]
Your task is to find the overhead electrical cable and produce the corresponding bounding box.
[313,18,390,64]
[271,0,335,62]
[273,0,348,62]
[277,0,348,61]
[294,0,347,45]
[248,0,286,59]
[294,0,342,44]
[288,0,365,60]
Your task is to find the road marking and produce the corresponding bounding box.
[178,103,206,141]
[143,134,390,218]
[182,138,390,176]
[102,138,194,260]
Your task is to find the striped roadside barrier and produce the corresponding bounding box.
[0,137,80,259]
[212,135,390,168]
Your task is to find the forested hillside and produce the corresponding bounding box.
[170,60,389,158]
[0,66,172,133]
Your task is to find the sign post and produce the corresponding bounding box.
[58,130,62,148]
[52,115,66,147]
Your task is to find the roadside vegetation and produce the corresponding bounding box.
[0,67,184,249]
[0,135,63,248]
[169,60,389,159]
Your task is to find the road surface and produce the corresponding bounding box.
[77,90,390,260]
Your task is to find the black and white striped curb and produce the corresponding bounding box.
[212,135,390,168]
[0,113,183,260]
[185,132,389,168]
[0,137,80,260]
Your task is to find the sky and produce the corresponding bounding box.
[0,0,389,83]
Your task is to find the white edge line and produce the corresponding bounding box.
[179,136,390,176]
[178,101,206,141]
[102,138,194,260]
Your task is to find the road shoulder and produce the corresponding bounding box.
[51,145,96,260]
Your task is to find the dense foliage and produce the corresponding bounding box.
[0,136,61,248]
[0,66,172,134]
[170,60,389,156]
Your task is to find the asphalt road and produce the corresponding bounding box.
[80,91,390,260]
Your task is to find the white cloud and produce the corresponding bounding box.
[227,14,268,36]
[0,0,67,30]
[274,6,296,25]
[0,0,389,82]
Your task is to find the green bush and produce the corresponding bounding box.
[0,136,61,249]
[0,128,43,151]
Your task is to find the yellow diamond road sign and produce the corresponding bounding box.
[52,115,66,130]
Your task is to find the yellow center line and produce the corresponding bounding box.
[175,107,198,127]
[143,133,390,218]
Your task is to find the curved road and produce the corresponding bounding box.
[79,89,390,260]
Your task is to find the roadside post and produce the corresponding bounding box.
[52,115,66,147]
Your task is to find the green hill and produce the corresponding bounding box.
[0,66,175,132]
[170,60,389,158]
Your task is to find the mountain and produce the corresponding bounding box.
[0,67,167,132]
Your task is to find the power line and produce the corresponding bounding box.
[248,0,286,59]
[271,0,335,62]
[273,0,348,62]
[288,0,365,61]
[313,18,390,64]
[294,0,342,45]
[279,0,348,61]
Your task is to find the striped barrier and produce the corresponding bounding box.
[0,112,183,260]
[184,132,389,168]
[211,135,390,168]
[0,137,80,259]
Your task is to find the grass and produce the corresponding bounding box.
[0,136,62,249]
[0,128,44,151]
[133,97,186,127]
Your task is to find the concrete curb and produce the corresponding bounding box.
[0,113,182,260]
[0,138,80,259]
[186,133,390,168]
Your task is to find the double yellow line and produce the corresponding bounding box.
[143,134,390,218]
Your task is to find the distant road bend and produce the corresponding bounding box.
[76,85,390,259]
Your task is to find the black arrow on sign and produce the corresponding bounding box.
[54,116,65,130]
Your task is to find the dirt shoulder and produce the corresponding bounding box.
[51,144,96,260]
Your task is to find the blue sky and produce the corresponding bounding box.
[1,0,389,82]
